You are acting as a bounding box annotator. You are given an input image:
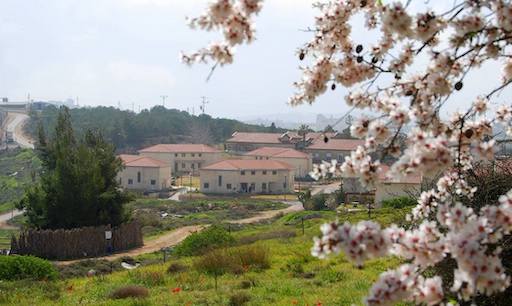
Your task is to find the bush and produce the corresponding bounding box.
[194,249,236,290]
[381,196,416,209]
[237,230,296,245]
[129,270,166,286]
[109,285,149,299]
[167,262,187,274]
[236,245,270,270]
[229,292,251,306]
[0,255,57,280]
[174,225,235,256]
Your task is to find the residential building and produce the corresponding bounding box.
[139,144,224,176]
[225,131,340,152]
[243,147,312,178]
[304,138,364,163]
[225,131,362,163]
[117,154,171,191]
[200,159,294,194]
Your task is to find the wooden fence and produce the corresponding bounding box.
[10,221,143,260]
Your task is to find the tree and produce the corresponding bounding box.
[184,1,512,305]
[18,107,132,230]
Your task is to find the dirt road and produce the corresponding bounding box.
[6,112,34,149]
[0,210,23,230]
[57,201,303,265]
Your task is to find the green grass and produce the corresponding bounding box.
[0,207,410,305]
[130,198,288,238]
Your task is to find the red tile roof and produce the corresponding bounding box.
[378,165,422,184]
[306,138,364,151]
[201,159,294,171]
[119,154,169,168]
[245,147,309,159]
[226,132,283,144]
[139,144,221,153]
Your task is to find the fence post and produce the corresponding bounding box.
[301,217,305,235]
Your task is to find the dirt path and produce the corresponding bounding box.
[6,112,34,149]
[0,210,23,230]
[57,202,303,265]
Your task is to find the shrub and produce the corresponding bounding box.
[174,225,235,256]
[167,262,187,274]
[57,259,116,279]
[229,292,251,306]
[130,270,166,286]
[194,249,235,290]
[0,255,57,280]
[109,285,149,299]
[236,245,270,270]
[381,196,416,209]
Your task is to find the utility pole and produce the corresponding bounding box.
[117,101,121,110]
[160,95,168,107]
[200,96,209,115]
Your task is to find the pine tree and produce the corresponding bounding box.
[18,107,132,229]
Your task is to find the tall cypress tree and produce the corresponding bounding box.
[18,107,132,229]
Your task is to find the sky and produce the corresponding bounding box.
[0,0,509,121]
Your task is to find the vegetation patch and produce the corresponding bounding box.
[174,225,235,256]
[0,255,57,281]
[109,285,149,300]
[381,196,417,209]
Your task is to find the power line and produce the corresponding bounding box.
[200,96,209,115]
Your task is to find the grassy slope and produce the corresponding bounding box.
[0,208,409,306]
[0,148,40,214]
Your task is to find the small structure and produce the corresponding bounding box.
[374,165,422,206]
[117,154,171,191]
[244,147,312,178]
[139,144,224,176]
[200,159,294,194]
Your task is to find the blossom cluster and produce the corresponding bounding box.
[186,0,512,305]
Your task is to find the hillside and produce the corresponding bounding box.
[27,106,286,152]
[0,148,40,213]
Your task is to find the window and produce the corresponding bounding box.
[255,157,258,160]
[150,179,156,185]
[314,153,320,157]
[175,153,178,157]
[203,182,209,189]
[191,153,195,157]
[191,163,195,169]
[266,157,269,160]
[262,170,267,175]
[251,170,256,175]
[174,162,178,170]
[181,153,186,157]
[338,154,344,161]
[182,163,186,169]
[272,170,277,175]
[137,172,141,183]
[227,183,232,189]
[326,153,332,159]
[262,183,267,190]
[241,170,245,175]
[198,153,202,157]
[218,175,222,187]
[128,179,133,185]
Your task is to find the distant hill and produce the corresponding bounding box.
[27,106,286,152]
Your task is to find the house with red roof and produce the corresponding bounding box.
[139,144,224,176]
[243,147,312,177]
[117,154,171,191]
[225,131,363,164]
[199,159,294,194]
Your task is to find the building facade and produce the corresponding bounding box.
[117,155,171,191]
[304,138,364,163]
[243,147,312,178]
[200,159,294,194]
[139,144,224,176]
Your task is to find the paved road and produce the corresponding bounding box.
[6,112,34,149]
[57,201,304,265]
